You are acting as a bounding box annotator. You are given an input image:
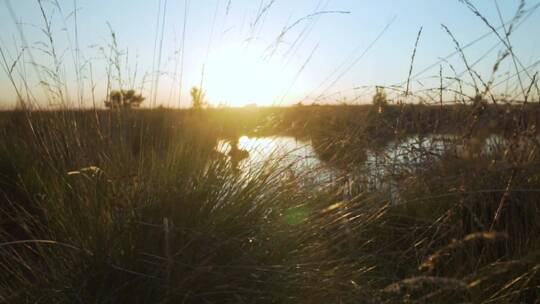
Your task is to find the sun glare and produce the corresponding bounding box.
[203,43,302,107]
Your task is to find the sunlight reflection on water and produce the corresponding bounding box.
[216,134,533,201]
[217,136,342,184]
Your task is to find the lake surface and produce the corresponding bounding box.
[217,136,343,186]
[216,134,530,200]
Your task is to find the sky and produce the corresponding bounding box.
[0,0,539,108]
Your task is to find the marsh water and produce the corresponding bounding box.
[217,136,342,186]
[217,134,520,200]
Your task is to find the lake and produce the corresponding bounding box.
[217,133,528,200]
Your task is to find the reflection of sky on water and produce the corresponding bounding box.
[361,135,457,201]
[366,135,455,167]
[217,134,537,201]
[237,136,318,168]
[217,136,343,185]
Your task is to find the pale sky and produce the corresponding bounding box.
[0,0,539,108]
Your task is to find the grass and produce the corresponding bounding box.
[0,103,539,303]
[1,1,539,302]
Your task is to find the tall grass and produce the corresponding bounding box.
[1,102,539,303]
[0,1,539,303]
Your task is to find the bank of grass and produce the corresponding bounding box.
[0,110,299,302]
[1,0,539,300]
[0,104,538,303]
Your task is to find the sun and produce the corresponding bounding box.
[203,43,301,107]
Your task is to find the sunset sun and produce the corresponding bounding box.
[203,43,300,107]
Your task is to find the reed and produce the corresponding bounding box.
[0,1,539,303]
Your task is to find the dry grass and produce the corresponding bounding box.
[0,1,539,303]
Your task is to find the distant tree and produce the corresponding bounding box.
[190,86,206,109]
[105,89,145,109]
[471,94,487,108]
[372,86,388,113]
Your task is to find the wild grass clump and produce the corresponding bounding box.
[1,1,539,302]
[0,110,343,303]
[1,105,539,303]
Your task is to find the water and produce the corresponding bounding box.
[217,136,343,185]
[361,135,456,199]
[216,134,523,200]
